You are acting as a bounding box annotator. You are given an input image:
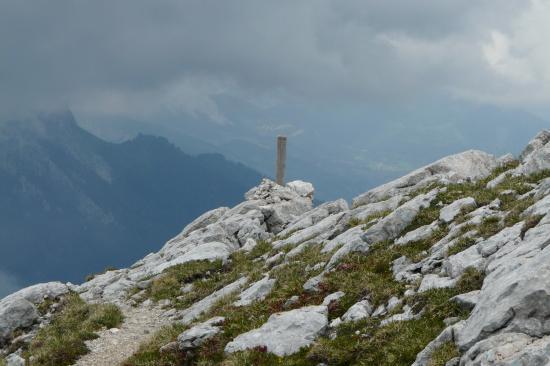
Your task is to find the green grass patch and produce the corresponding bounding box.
[25,293,123,366]
[122,324,186,366]
[308,268,484,366]
[503,196,535,227]
[447,236,476,256]
[146,260,225,302]
[140,242,275,309]
[323,245,406,316]
[477,216,502,239]
[221,348,312,366]
[427,341,460,366]
[125,245,333,365]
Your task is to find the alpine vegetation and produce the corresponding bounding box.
[3,131,550,365]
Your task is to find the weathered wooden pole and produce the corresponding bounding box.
[276,135,287,185]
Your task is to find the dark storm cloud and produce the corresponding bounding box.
[0,0,544,120]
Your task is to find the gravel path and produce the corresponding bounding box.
[73,304,170,366]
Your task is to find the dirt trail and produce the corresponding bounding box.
[73,304,170,366]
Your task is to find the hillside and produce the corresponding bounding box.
[2,131,550,365]
[0,111,262,294]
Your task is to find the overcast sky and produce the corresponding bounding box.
[1,0,550,122]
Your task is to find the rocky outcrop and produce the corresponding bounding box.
[224,305,328,356]
[352,150,498,208]
[0,282,68,346]
[233,276,276,307]
[6,130,550,365]
[327,189,438,269]
[76,179,313,303]
[177,316,225,351]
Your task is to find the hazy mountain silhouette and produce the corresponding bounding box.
[0,111,262,292]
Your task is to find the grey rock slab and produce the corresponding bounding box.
[224,305,328,356]
[327,189,439,269]
[440,197,476,223]
[4,282,69,304]
[272,212,347,250]
[412,323,460,366]
[515,130,550,175]
[342,299,373,322]
[352,150,497,207]
[451,290,480,311]
[523,193,550,217]
[286,180,315,198]
[177,316,225,351]
[303,274,324,293]
[349,195,402,218]
[418,275,457,293]
[233,276,276,307]
[322,226,365,253]
[395,221,439,246]
[477,222,523,258]
[5,353,25,366]
[168,207,229,242]
[278,199,348,239]
[239,238,258,252]
[519,130,550,161]
[322,291,345,306]
[460,332,550,366]
[443,245,485,279]
[245,179,313,234]
[380,305,415,326]
[534,177,550,200]
[180,277,248,326]
[457,219,550,352]
[0,282,68,343]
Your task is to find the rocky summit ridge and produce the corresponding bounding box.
[3,131,550,365]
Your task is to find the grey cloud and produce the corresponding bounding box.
[0,1,541,120]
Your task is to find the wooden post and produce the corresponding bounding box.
[276,135,287,185]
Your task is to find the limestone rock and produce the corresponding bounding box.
[322,291,345,306]
[411,323,461,366]
[418,275,457,293]
[352,150,497,207]
[224,305,328,356]
[457,217,550,351]
[342,299,373,322]
[395,221,439,246]
[233,276,276,307]
[0,282,68,344]
[460,332,550,366]
[443,245,485,279]
[349,195,402,218]
[322,226,365,253]
[5,353,25,366]
[380,305,415,326]
[515,130,550,175]
[451,290,480,311]
[272,212,348,250]
[177,316,225,351]
[180,277,247,325]
[327,189,438,269]
[439,197,476,223]
[278,199,348,239]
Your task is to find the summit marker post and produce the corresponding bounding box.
[276,135,287,185]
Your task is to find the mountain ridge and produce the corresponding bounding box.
[0,111,263,293]
[3,130,550,365]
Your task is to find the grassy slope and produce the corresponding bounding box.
[123,164,550,365]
